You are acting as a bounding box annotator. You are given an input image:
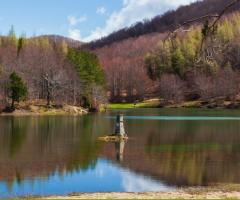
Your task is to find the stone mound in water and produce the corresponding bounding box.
[98,135,128,142]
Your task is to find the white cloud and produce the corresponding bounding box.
[68,15,87,26]
[97,6,107,15]
[121,170,174,192]
[95,167,104,178]
[82,0,195,42]
[67,15,87,40]
[68,28,82,40]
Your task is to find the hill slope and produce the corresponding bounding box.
[85,0,240,50]
[89,0,240,102]
[34,35,83,48]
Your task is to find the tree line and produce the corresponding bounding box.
[0,28,106,111]
[145,13,240,102]
[85,0,240,103]
[94,34,160,103]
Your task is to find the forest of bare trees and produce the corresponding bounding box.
[94,34,164,102]
[145,11,240,103]
[0,29,106,111]
[92,0,240,104]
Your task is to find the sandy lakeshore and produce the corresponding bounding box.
[35,186,240,199]
[40,191,240,199]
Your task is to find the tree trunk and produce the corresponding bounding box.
[11,98,15,109]
[47,90,51,106]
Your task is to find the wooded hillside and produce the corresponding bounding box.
[91,0,240,103]
[145,12,240,103]
[85,0,240,49]
[0,31,106,111]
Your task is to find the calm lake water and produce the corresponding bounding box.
[1,108,240,197]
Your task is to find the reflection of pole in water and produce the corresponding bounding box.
[115,140,125,162]
[115,114,125,136]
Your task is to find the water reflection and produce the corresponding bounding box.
[0,109,240,197]
[115,141,125,162]
[0,115,105,185]
[107,109,240,187]
[0,159,173,198]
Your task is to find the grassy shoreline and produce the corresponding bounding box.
[108,99,161,109]
[5,99,235,116]
[2,98,239,116]
[108,98,240,110]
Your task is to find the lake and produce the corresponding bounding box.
[0,108,240,197]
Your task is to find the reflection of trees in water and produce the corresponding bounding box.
[67,116,101,171]
[102,115,240,187]
[145,121,240,186]
[0,115,110,187]
[2,111,240,189]
[9,117,28,157]
[0,117,28,157]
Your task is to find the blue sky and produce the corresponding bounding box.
[0,0,195,42]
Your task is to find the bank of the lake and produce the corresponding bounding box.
[108,99,161,109]
[0,100,88,116]
[108,98,240,110]
[2,97,240,116]
[22,185,240,199]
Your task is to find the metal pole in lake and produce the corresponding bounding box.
[115,114,125,136]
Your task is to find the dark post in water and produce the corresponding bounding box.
[115,114,125,136]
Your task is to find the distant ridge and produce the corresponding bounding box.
[32,35,83,48]
[83,0,240,49]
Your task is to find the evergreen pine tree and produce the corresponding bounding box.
[171,48,185,76]
[9,72,27,109]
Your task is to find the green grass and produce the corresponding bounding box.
[108,102,153,109]
[108,103,147,109]
[108,99,160,109]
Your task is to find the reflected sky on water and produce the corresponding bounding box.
[0,159,173,198]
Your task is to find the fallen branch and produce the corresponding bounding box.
[165,0,240,41]
[210,0,240,30]
[165,15,219,41]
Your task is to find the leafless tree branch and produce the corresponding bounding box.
[165,0,240,41]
